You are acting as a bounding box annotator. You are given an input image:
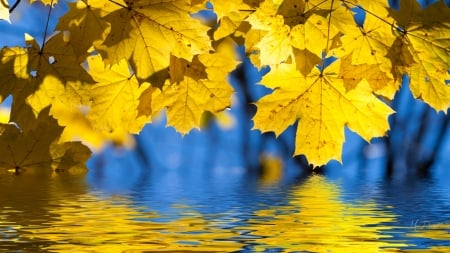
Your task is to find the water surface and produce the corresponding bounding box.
[1,164,450,252]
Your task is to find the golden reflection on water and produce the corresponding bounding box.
[0,171,243,252]
[1,172,448,252]
[20,195,243,252]
[244,175,409,252]
[403,223,450,252]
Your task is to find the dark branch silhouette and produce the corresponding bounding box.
[8,0,21,14]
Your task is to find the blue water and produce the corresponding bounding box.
[0,146,450,252]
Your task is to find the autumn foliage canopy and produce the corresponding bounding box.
[0,0,449,171]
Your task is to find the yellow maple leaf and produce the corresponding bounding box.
[0,46,39,130]
[254,15,292,65]
[98,0,212,80]
[338,55,397,99]
[356,0,392,20]
[243,28,266,68]
[388,0,450,27]
[335,4,396,75]
[246,0,340,66]
[244,1,289,66]
[25,75,125,150]
[210,0,255,40]
[212,0,253,20]
[50,141,91,171]
[1,47,29,79]
[86,54,151,134]
[32,33,94,82]
[290,13,338,57]
[27,75,86,114]
[0,0,9,22]
[387,0,450,111]
[0,107,90,172]
[0,47,29,105]
[214,12,248,41]
[149,40,239,134]
[50,100,133,151]
[1,34,93,130]
[400,25,450,110]
[253,60,393,165]
[55,0,112,61]
[292,48,321,78]
[325,0,358,34]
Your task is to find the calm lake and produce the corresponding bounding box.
[1,160,450,252]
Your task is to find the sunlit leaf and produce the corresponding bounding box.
[339,54,396,98]
[397,25,450,111]
[86,54,151,134]
[98,0,212,80]
[211,0,255,40]
[253,60,393,165]
[0,47,29,101]
[51,100,131,150]
[150,39,239,134]
[388,0,450,111]
[0,33,93,130]
[335,3,396,75]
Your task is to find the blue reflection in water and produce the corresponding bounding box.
[86,140,450,251]
[326,163,450,250]
[87,144,301,218]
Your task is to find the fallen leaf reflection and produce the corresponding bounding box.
[241,175,409,252]
[19,194,243,252]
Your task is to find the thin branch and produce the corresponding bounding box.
[342,0,397,29]
[108,0,127,9]
[238,9,256,12]
[8,0,21,13]
[40,0,54,53]
[307,0,329,13]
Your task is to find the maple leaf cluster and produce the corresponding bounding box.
[0,0,448,170]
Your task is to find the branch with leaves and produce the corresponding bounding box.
[0,0,448,171]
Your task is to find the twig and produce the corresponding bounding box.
[8,0,21,13]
